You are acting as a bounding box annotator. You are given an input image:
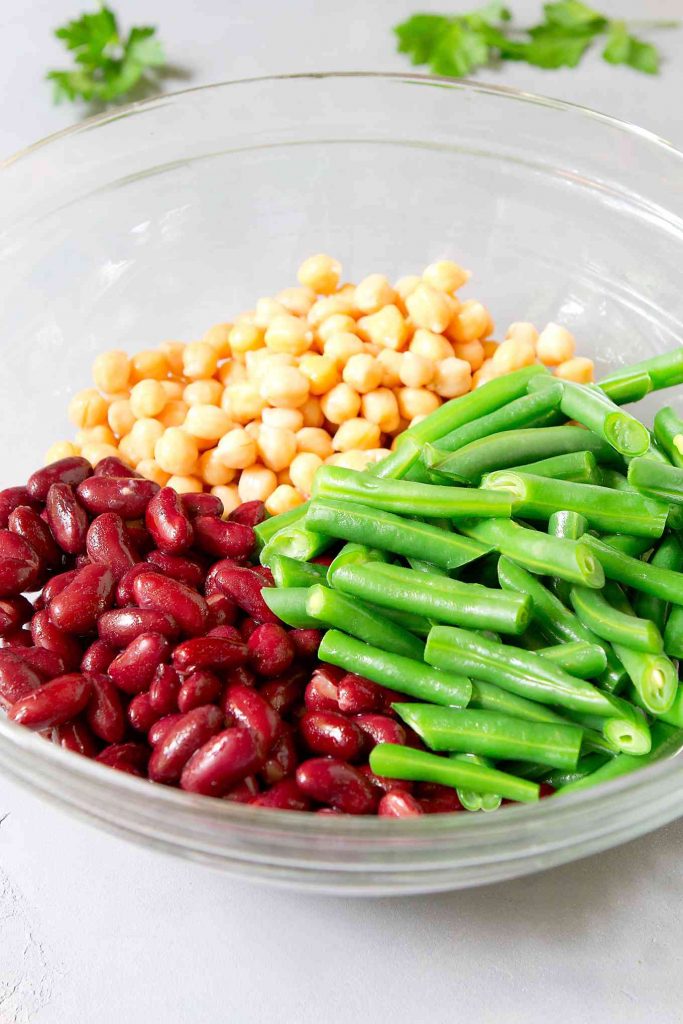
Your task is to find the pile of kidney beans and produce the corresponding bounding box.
[0,455,467,817]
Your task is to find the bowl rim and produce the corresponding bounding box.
[1,70,682,845]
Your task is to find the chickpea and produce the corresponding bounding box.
[68,389,109,429]
[158,341,185,377]
[409,328,453,363]
[452,339,485,372]
[405,284,454,334]
[216,428,257,469]
[257,425,298,472]
[277,468,292,487]
[397,387,441,421]
[361,388,400,433]
[376,348,403,388]
[154,428,199,476]
[317,314,358,344]
[555,357,594,384]
[238,464,278,503]
[92,350,130,394]
[300,396,324,428]
[184,404,232,441]
[80,443,121,466]
[276,286,316,317]
[246,349,295,384]
[243,421,261,442]
[261,407,304,432]
[44,441,80,464]
[326,450,376,471]
[320,383,361,424]
[491,337,536,374]
[297,254,341,295]
[505,322,539,348]
[399,352,434,388]
[447,299,490,344]
[203,323,232,359]
[211,484,241,516]
[536,323,576,366]
[296,427,334,460]
[298,353,339,396]
[482,339,499,359]
[222,381,266,424]
[394,275,421,313]
[265,484,304,517]
[157,400,189,429]
[76,424,117,447]
[323,333,365,369]
[217,360,247,387]
[137,459,171,487]
[129,379,167,419]
[130,350,169,382]
[472,359,498,389]
[182,341,218,380]
[332,418,381,452]
[128,418,164,461]
[167,475,203,494]
[286,452,321,496]
[423,260,470,293]
[183,379,223,406]
[353,274,396,314]
[308,294,356,328]
[229,319,265,355]
[254,298,289,328]
[356,306,409,351]
[431,357,472,399]
[264,314,313,357]
[342,353,383,394]
[260,366,310,408]
[117,434,140,467]
[198,449,236,487]
[160,380,184,401]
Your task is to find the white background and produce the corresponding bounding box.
[1,2,683,1022]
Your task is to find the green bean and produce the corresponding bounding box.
[434,385,564,453]
[507,450,602,485]
[663,605,683,658]
[313,466,514,519]
[528,376,650,457]
[261,587,320,629]
[598,348,683,393]
[481,470,668,538]
[425,425,618,485]
[318,630,471,707]
[634,535,683,631]
[601,534,654,558]
[254,503,308,548]
[569,586,664,654]
[542,753,612,789]
[330,562,532,635]
[629,683,683,728]
[548,510,587,604]
[269,554,327,590]
[627,457,683,506]
[559,723,683,795]
[394,704,583,770]
[406,557,450,577]
[374,605,432,636]
[325,542,389,585]
[598,368,654,405]
[259,521,331,566]
[653,407,683,468]
[369,744,540,803]
[458,518,604,588]
[617,456,683,530]
[305,584,424,660]
[450,753,502,812]
[371,437,422,479]
[535,642,608,679]
[583,535,683,606]
[304,498,491,571]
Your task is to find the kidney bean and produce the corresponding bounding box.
[96,742,149,776]
[260,669,307,716]
[48,564,116,635]
[337,674,386,714]
[205,593,237,629]
[296,758,377,815]
[177,670,222,713]
[172,636,247,676]
[207,624,243,642]
[128,692,160,733]
[260,725,298,785]
[53,720,99,758]
[299,710,365,762]
[27,457,92,501]
[108,632,170,695]
[148,705,224,784]
[9,506,62,568]
[211,564,278,624]
[40,569,79,607]
[145,488,194,554]
[415,781,463,814]
[223,683,281,758]
[125,522,154,554]
[221,665,257,696]
[86,672,126,743]
[46,483,88,554]
[378,791,423,818]
[132,572,208,637]
[539,782,555,800]
[0,596,33,636]
[193,516,254,559]
[0,651,43,707]
[358,765,414,795]
[252,778,310,811]
[116,563,160,606]
[9,673,92,730]
[86,513,140,579]
[17,647,68,680]
[239,618,258,642]
[98,607,179,646]
[30,610,83,670]
[148,664,181,715]
[316,807,344,815]
[145,551,207,589]
[148,713,184,747]
[223,775,260,804]
[304,666,342,713]
[354,714,407,751]
[180,493,224,519]
[229,500,265,528]
[247,623,294,677]
[76,477,159,518]
[93,457,140,479]
[252,565,275,585]
[180,727,262,796]
[0,529,41,596]
[289,628,322,660]
[0,486,41,527]
[0,628,32,649]
[81,639,116,675]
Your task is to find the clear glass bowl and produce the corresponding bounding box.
[1,73,682,895]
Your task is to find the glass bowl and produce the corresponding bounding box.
[1,73,682,896]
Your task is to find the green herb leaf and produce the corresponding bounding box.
[541,1,607,33]
[603,21,660,74]
[523,26,596,67]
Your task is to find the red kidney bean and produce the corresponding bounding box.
[148,705,224,784]
[93,457,140,479]
[177,670,222,713]
[358,765,414,795]
[211,564,278,624]
[239,618,258,642]
[75,554,92,570]
[125,522,154,554]
[128,692,160,733]
[148,664,181,715]
[76,477,159,518]
[299,710,365,762]
[48,564,116,635]
[378,791,423,818]
[193,516,254,559]
[207,624,243,642]
[296,758,376,815]
[229,500,265,528]
[223,775,260,804]
[86,672,126,743]
[86,513,140,579]
[31,609,83,670]
[316,807,344,815]
[148,713,184,747]
[0,628,32,649]
[98,607,179,646]
[252,778,310,810]
[260,669,306,716]
[96,742,149,776]
[9,673,92,730]
[116,563,160,606]
[289,628,322,659]
[0,529,41,595]
[221,665,257,695]
[247,623,294,677]
[223,682,281,757]
[40,569,79,607]
[205,593,237,629]
[415,782,463,814]
[304,666,342,713]
[9,506,62,568]
[53,720,99,758]
[251,565,275,586]
[337,674,386,714]
[180,493,224,519]
[260,725,298,785]
[132,572,208,637]
[81,639,116,675]
[0,596,33,636]
[539,782,555,799]
[0,486,41,527]
[0,651,43,707]
[172,636,247,675]
[46,483,89,554]
[180,727,262,796]
[28,457,92,501]
[17,647,68,680]
[145,551,207,590]
[354,714,407,751]
[145,488,194,554]
[108,632,170,695]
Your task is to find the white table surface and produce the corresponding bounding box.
[1,2,683,1022]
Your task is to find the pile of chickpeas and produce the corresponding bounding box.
[50,255,594,516]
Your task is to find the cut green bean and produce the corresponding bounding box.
[325,542,389,585]
[369,744,540,803]
[481,471,668,538]
[599,368,654,405]
[260,521,331,566]
[305,584,424,660]
[373,605,432,636]
[629,683,683,728]
[599,348,683,393]
[633,535,683,631]
[627,457,683,506]
[569,586,664,654]
[653,407,683,468]
[548,510,587,604]
[583,535,683,606]
[407,557,450,577]
[434,385,564,453]
[507,450,602,485]
[394,704,582,770]
[458,518,604,588]
[261,587,320,629]
[305,498,491,571]
[330,562,532,635]
[601,534,654,558]
[559,723,683,795]
[536,642,608,679]
[319,630,471,707]
[254,503,308,548]
[542,753,612,789]
[269,554,327,590]
[664,605,683,658]
[371,437,422,479]
[451,753,502,812]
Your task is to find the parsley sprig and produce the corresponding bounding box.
[47,5,166,104]
[395,1,676,77]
